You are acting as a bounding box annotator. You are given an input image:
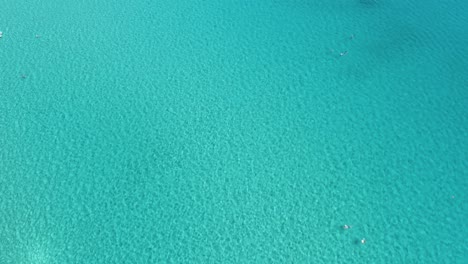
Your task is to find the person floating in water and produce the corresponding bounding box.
[361,238,366,244]
[343,224,352,230]
[340,51,348,56]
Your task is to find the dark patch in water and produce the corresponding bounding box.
[359,0,378,7]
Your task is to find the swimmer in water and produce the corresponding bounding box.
[343,225,351,229]
[340,51,348,56]
[361,238,366,244]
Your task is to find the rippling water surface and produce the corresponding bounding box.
[0,0,467,263]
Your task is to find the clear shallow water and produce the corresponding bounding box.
[1,0,467,263]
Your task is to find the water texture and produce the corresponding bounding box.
[0,0,467,263]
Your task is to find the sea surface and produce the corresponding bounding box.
[1,0,467,263]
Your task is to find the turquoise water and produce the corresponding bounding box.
[1,0,467,262]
